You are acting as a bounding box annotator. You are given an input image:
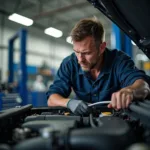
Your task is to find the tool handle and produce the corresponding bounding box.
[88,101,111,107]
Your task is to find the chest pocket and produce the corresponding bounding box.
[74,90,91,103]
[99,86,119,101]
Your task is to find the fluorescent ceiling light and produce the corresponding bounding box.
[66,36,73,44]
[44,27,63,38]
[8,13,33,26]
[136,54,149,61]
[131,40,136,46]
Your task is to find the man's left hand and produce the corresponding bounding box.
[107,88,134,109]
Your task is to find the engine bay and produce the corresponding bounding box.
[0,101,150,150]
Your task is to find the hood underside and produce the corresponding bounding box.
[87,0,150,59]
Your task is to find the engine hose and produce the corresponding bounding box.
[89,113,97,128]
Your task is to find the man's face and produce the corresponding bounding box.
[73,36,102,71]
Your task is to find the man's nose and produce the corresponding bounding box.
[78,53,85,61]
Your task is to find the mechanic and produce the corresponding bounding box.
[46,17,150,115]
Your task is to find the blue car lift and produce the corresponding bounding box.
[8,29,28,106]
[112,23,132,58]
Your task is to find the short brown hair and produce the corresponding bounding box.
[70,17,105,48]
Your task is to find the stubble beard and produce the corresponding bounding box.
[80,56,100,72]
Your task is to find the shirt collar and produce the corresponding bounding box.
[100,48,112,74]
[78,48,113,75]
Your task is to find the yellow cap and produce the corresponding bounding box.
[101,112,112,116]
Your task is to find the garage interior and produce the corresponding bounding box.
[0,0,150,150]
[0,0,148,107]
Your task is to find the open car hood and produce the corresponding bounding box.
[87,0,150,59]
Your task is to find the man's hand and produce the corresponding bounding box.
[67,99,90,115]
[107,79,150,109]
[107,88,134,109]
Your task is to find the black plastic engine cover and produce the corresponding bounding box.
[22,120,77,132]
[97,116,130,133]
[69,116,136,150]
[24,115,81,122]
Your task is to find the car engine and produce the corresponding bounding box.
[0,100,150,150]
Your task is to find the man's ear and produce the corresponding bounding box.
[100,42,106,54]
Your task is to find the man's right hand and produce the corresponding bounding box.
[67,99,90,115]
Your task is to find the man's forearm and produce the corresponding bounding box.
[47,94,70,107]
[128,79,150,100]
[108,79,150,109]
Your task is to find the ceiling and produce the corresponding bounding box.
[0,0,112,45]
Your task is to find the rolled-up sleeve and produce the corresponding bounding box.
[116,55,148,88]
[46,60,72,99]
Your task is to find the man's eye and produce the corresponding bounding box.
[75,51,91,55]
[85,52,90,55]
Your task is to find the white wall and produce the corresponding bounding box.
[0,14,73,82]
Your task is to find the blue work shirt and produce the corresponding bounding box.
[46,48,148,103]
